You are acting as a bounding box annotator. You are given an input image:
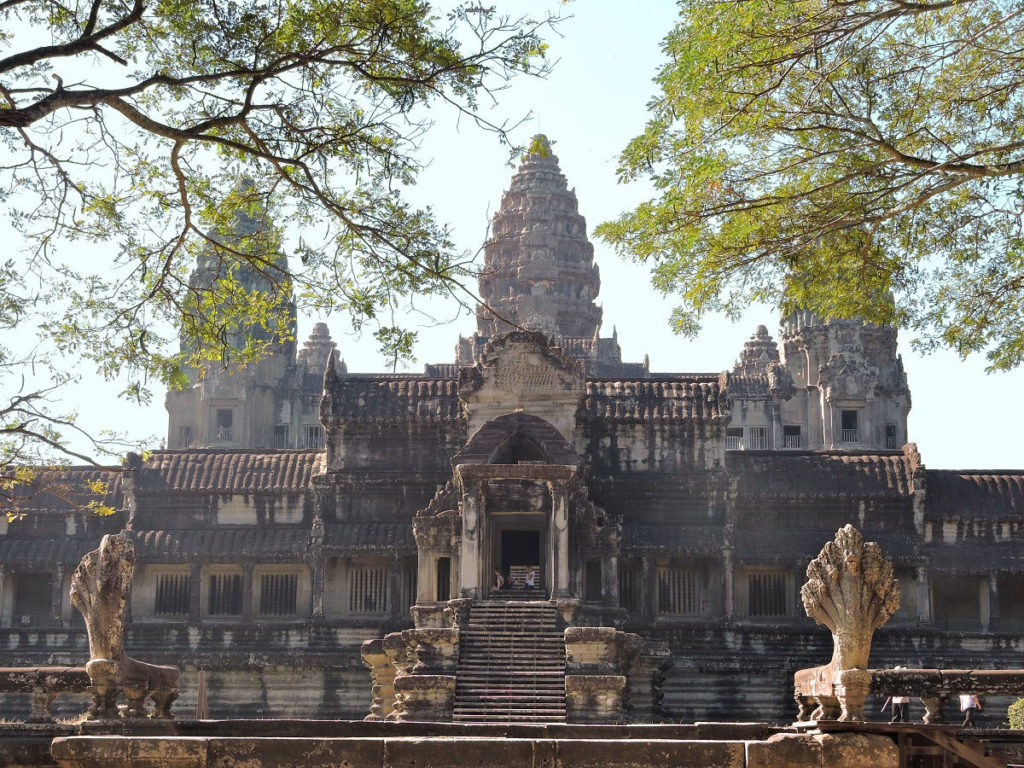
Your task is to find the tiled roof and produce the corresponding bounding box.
[622,525,722,553]
[0,536,102,567]
[323,377,463,424]
[3,467,124,514]
[579,379,726,425]
[728,452,914,498]
[136,450,323,494]
[925,471,1024,519]
[733,529,916,563]
[725,373,771,400]
[925,543,1024,571]
[133,527,312,561]
[325,522,415,552]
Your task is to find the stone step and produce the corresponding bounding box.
[454,694,565,700]
[452,707,567,716]
[451,715,567,723]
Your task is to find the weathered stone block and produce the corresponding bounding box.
[384,736,537,768]
[400,628,459,675]
[746,733,821,768]
[565,675,626,723]
[552,738,744,768]
[392,675,456,722]
[813,732,899,768]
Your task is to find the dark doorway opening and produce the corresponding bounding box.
[500,529,542,589]
[436,557,451,602]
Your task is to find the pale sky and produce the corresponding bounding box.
[9,1,1024,471]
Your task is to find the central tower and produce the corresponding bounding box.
[475,135,602,339]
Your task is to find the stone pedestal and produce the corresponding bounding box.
[393,675,457,722]
[564,626,645,723]
[565,675,626,723]
[402,628,459,675]
[410,603,446,629]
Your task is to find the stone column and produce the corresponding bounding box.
[50,565,65,627]
[0,567,7,627]
[311,557,325,620]
[387,555,402,620]
[603,549,619,607]
[458,484,482,600]
[722,547,735,619]
[980,576,992,632]
[416,554,434,605]
[310,516,325,620]
[916,565,932,625]
[550,482,571,598]
[189,563,202,622]
[822,399,835,449]
[641,557,655,619]
[241,564,254,619]
[989,574,1000,632]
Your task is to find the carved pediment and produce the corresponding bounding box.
[458,331,584,402]
[818,352,878,402]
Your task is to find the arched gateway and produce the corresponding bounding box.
[411,334,620,611]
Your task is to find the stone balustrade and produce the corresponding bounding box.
[361,627,460,722]
[796,667,1024,724]
[0,667,90,722]
[564,626,667,723]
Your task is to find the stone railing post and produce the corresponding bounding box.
[360,638,397,720]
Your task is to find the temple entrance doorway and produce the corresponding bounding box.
[489,519,545,595]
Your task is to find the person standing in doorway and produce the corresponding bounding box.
[493,569,504,591]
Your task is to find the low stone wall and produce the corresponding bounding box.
[48,729,900,768]
[795,667,1024,724]
[0,668,90,723]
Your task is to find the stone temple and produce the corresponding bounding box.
[2,137,1023,724]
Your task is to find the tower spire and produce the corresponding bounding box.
[475,135,602,339]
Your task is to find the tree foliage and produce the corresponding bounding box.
[0,0,554,501]
[598,0,1024,370]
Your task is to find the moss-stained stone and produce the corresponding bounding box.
[813,732,899,768]
[746,733,821,768]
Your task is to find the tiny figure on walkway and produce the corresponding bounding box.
[525,569,537,589]
[492,569,504,591]
[960,694,982,728]
[882,696,910,723]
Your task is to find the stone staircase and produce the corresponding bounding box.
[452,600,566,723]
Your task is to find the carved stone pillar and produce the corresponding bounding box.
[722,547,735,619]
[989,573,1000,632]
[360,638,397,720]
[916,565,932,625]
[0,567,8,627]
[550,481,571,598]
[241,563,254,620]
[603,550,619,607]
[189,563,202,622]
[458,485,482,600]
[387,555,402,621]
[310,516,325,619]
[50,565,64,627]
[641,556,655,619]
